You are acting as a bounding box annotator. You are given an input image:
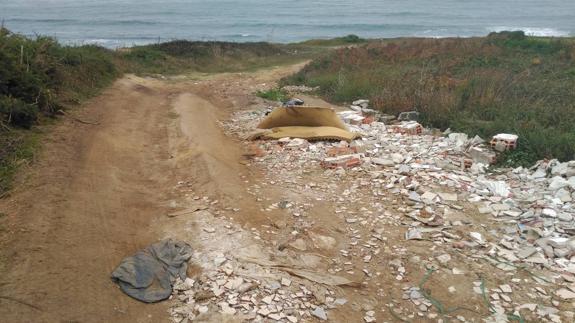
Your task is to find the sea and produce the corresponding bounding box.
[1,0,574,48]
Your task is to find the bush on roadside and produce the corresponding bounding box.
[0,28,118,128]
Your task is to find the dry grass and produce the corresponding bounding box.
[283,32,575,163]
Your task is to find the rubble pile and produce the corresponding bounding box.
[172,99,574,322]
[169,256,345,322]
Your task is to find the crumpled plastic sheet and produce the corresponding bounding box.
[111,239,193,303]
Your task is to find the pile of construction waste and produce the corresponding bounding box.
[168,99,574,323]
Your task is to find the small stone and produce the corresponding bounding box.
[556,288,575,300]
[311,307,328,320]
[436,254,451,264]
[289,239,307,251]
[499,284,512,293]
[203,227,216,233]
[517,247,538,259]
[452,268,464,275]
[286,316,298,323]
[421,192,438,204]
[257,307,271,316]
[219,302,236,315]
[269,313,282,321]
[334,298,348,306]
[262,295,274,305]
[408,191,421,202]
[281,277,292,286]
[438,192,458,201]
[470,232,485,244]
[516,303,537,312]
[542,208,557,218]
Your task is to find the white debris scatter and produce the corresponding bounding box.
[168,99,575,322]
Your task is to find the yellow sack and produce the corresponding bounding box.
[257,106,348,130]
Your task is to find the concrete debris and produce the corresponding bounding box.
[180,98,575,323]
[311,306,328,320]
[398,111,420,122]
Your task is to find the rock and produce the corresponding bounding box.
[397,164,411,175]
[398,111,420,121]
[491,203,510,211]
[405,228,423,240]
[555,188,572,202]
[353,99,369,107]
[549,176,569,191]
[289,238,307,251]
[517,246,538,259]
[542,208,557,218]
[237,282,257,293]
[436,254,451,264]
[311,307,328,320]
[470,232,486,244]
[408,191,421,202]
[556,288,575,300]
[554,248,571,258]
[309,233,337,250]
[219,302,236,315]
[479,179,510,197]
[558,213,573,222]
[372,158,394,166]
[262,295,274,305]
[421,191,438,204]
[438,192,458,201]
[516,303,537,312]
[391,153,404,164]
[281,277,292,287]
[499,284,512,293]
[531,167,547,179]
[452,268,464,275]
[469,147,496,165]
[286,316,298,323]
[286,138,308,148]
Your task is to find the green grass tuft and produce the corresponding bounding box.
[256,88,288,102]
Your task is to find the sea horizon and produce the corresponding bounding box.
[1,0,574,48]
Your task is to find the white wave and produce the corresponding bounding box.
[488,26,571,37]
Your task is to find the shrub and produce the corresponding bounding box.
[0,96,38,128]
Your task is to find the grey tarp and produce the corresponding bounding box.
[111,239,193,303]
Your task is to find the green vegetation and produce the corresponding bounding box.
[0,29,118,129]
[256,88,288,102]
[282,32,575,164]
[0,131,40,194]
[0,28,119,192]
[121,40,317,74]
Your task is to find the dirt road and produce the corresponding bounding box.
[0,64,305,322]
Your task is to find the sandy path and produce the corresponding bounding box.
[0,63,304,322]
